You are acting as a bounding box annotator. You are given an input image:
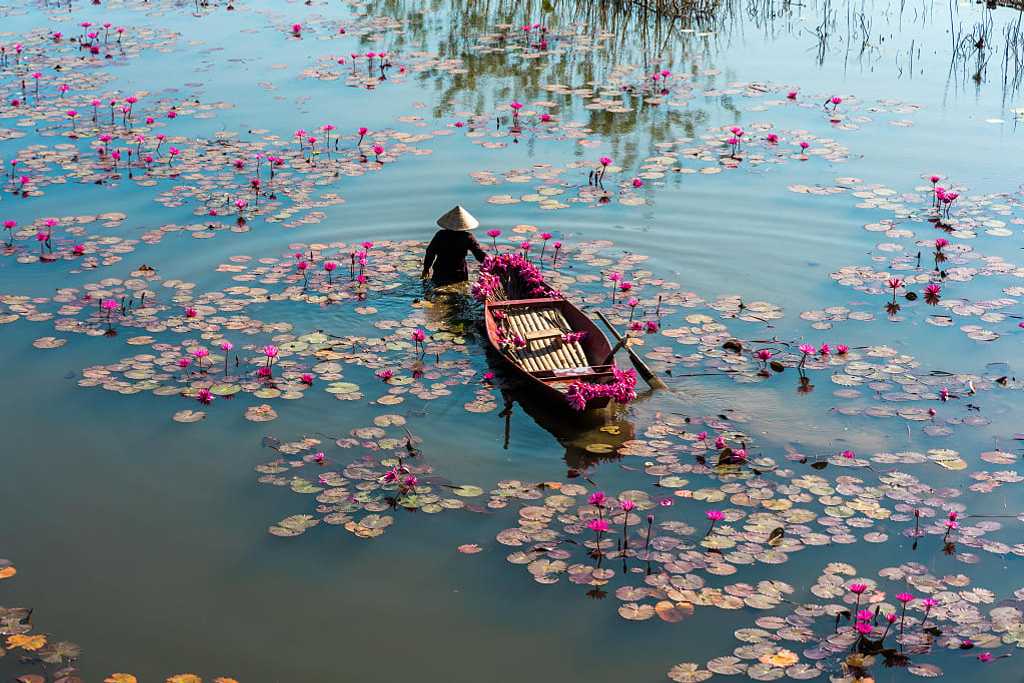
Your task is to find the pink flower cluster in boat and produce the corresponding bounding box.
[564,367,637,411]
[471,271,502,302]
[472,253,559,301]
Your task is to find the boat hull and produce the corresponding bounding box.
[483,296,619,414]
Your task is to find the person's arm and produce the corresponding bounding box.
[467,234,486,263]
[422,232,439,277]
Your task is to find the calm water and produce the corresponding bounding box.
[1,0,1022,681]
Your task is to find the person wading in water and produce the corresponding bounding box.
[422,205,487,285]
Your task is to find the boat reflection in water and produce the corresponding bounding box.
[498,384,641,472]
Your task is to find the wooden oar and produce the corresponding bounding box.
[596,310,668,391]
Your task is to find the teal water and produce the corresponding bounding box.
[0,0,1022,681]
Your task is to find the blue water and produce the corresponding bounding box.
[0,0,1022,681]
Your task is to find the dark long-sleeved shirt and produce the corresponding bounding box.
[422,230,486,285]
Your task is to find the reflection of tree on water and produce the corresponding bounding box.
[363,0,724,169]
[364,0,1024,120]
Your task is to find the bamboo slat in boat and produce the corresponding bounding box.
[538,307,588,367]
[524,309,568,371]
[535,309,578,370]
[517,310,557,371]
[502,313,535,371]
[518,310,554,371]
[536,306,582,366]
[518,310,556,369]
[508,310,551,371]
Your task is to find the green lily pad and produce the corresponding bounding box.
[451,485,484,497]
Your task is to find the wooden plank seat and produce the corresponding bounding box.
[523,327,563,342]
[533,366,616,387]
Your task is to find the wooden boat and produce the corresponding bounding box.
[483,295,622,412]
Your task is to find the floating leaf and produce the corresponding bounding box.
[6,634,46,651]
[667,663,714,682]
[172,409,206,423]
[245,404,278,422]
[451,485,484,497]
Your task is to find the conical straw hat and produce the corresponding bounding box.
[436,205,480,231]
